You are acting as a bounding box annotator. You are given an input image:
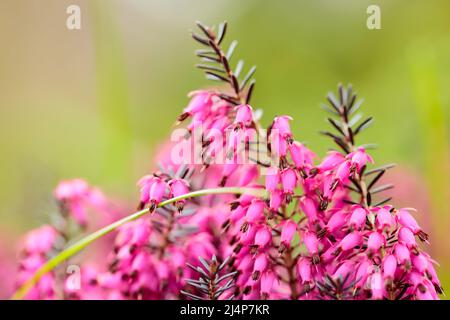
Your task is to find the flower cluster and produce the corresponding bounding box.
[16,180,116,299]
[12,21,442,300]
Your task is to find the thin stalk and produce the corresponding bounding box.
[11,187,266,300]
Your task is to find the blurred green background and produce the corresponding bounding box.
[0,0,449,294]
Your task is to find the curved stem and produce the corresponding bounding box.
[11,186,266,300]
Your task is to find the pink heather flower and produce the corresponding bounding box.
[168,179,190,212]
[334,161,351,184]
[333,261,355,282]
[375,207,394,231]
[234,104,253,128]
[321,173,336,201]
[137,175,157,205]
[148,178,167,212]
[130,220,151,246]
[240,225,257,245]
[300,197,318,224]
[347,147,374,172]
[23,225,58,254]
[396,209,429,242]
[316,151,345,172]
[281,168,297,197]
[370,272,384,300]
[394,243,411,267]
[54,179,113,227]
[398,227,417,249]
[323,210,347,234]
[254,227,272,248]
[296,258,312,284]
[54,179,89,199]
[252,254,268,280]
[269,189,283,213]
[265,167,280,192]
[279,219,297,251]
[260,271,276,298]
[245,200,265,223]
[303,231,319,258]
[178,91,213,121]
[367,231,385,253]
[272,115,293,141]
[289,141,314,169]
[17,225,59,299]
[131,251,150,272]
[354,259,372,289]
[230,205,246,222]
[382,254,397,280]
[349,207,367,230]
[412,253,428,273]
[338,232,363,251]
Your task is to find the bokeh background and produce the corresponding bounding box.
[0,0,449,297]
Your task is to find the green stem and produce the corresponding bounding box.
[11,186,266,300]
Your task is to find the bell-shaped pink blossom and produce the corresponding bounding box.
[335,161,351,183]
[398,227,417,249]
[348,147,374,172]
[339,232,362,251]
[412,253,428,273]
[137,175,157,205]
[130,220,151,246]
[375,207,394,231]
[382,254,397,280]
[246,200,265,223]
[289,141,314,168]
[281,168,297,201]
[131,251,150,273]
[370,272,384,300]
[149,178,167,212]
[168,178,190,212]
[355,259,372,289]
[349,207,367,230]
[272,115,293,141]
[254,227,272,248]
[179,91,213,121]
[260,271,276,298]
[316,151,345,172]
[300,197,318,224]
[297,257,312,283]
[23,225,58,254]
[394,243,411,267]
[269,189,283,213]
[333,261,354,282]
[265,167,280,192]
[324,210,347,234]
[280,220,297,249]
[252,254,268,280]
[396,209,429,242]
[303,231,319,256]
[367,231,385,253]
[234,104,253,128]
